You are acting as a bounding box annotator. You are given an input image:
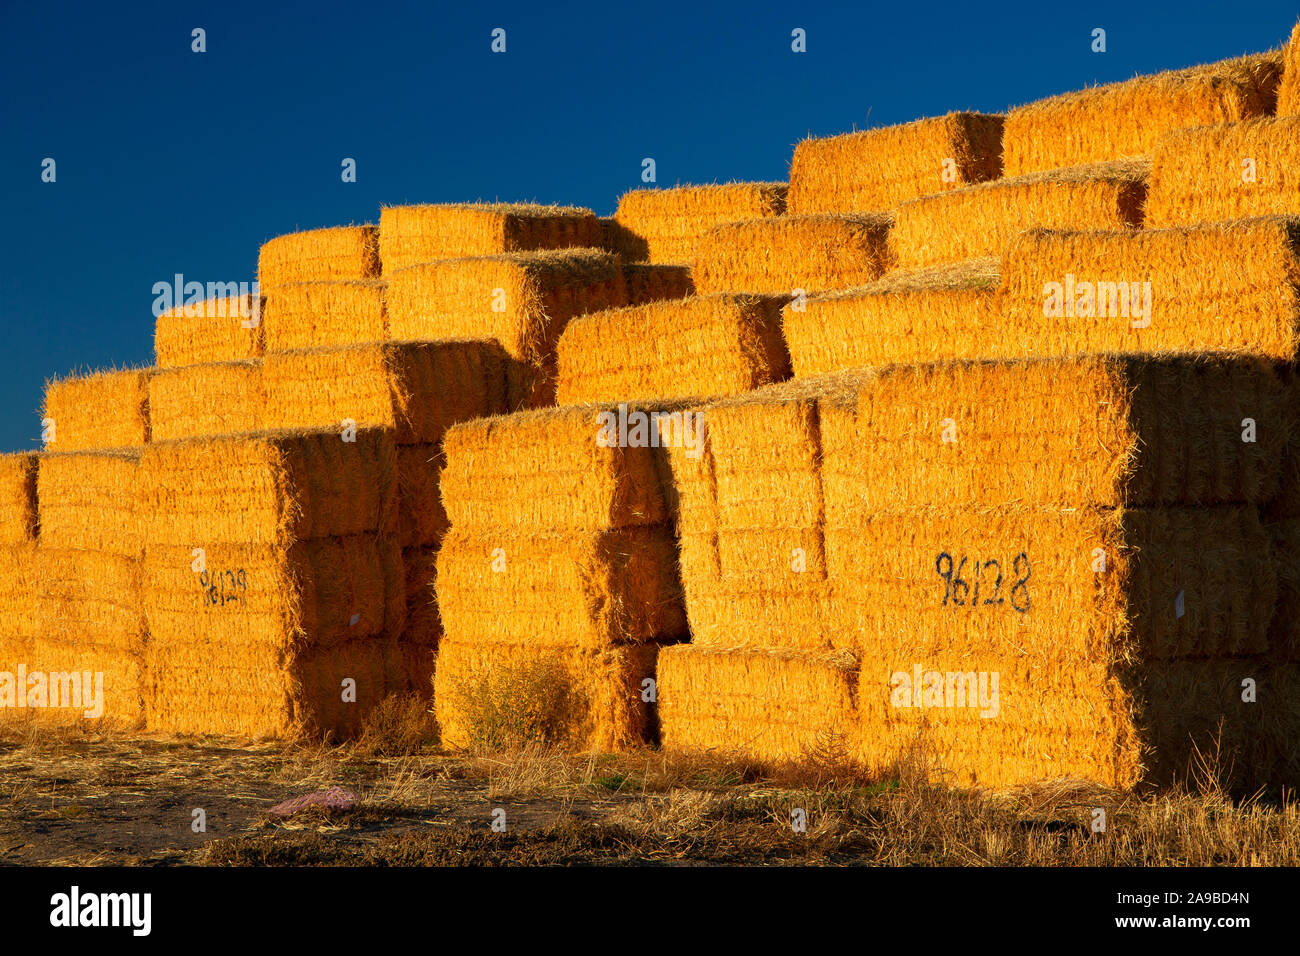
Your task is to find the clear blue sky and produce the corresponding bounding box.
[1,0,1296,451]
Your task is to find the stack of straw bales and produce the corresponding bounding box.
[0,454,40,721]
[139,429,404,737]
[610,182,788,264]
[433,403,691,750]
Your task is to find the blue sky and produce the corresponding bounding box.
[0,0,1296,451]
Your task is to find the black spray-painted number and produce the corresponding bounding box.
[200,568,247,607]
[935,552,1030,613]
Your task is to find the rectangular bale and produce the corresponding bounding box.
[36,548,145,652]
[0,545,39,647]
[0,454,38,545]
[1002,52,1282,177]
[42,368,151,452]
[555,293,791,406]
[258,225,380,288]
[20,637,144,728]
[155,294,263,368]
[612,182,788,264]
[262,280,387,352]
[692,214,892,296]
[788,113,1005,214]
[433,636,659,751]
[379,203,602,275]
[890,159,1148,270]
[37,450,143,558]
[622,263,695,306]
[435,525,687,648]
[148,360,264,441]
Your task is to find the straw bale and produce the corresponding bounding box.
[37,450,143,558]
[397,444,449,549]
[831,505,1274,663]
[258,225,380,287]
[433,636,658,751]
[0,454,38,545]
[263,280,387,352]
[822,354,1286,513]
[1002,217,1300,359]
[441,402,681,532]
[142,535,405,653]
[622,263,695,306]
[1266,518,1300,658]
[1002,52,1282,176]
[788,113,1004,214]
[379,203,601,274]
[782,259,1003,376]
[140,428,397,547]
[0,544,39,643]
[612,182,788,264]
[1146,116,1300,228]
[385,250,625,379]
[890,159,1149,270]
[658,645,859,764]
[1279,21,1300,116]
[146,637,401,738]
[262,340,509,445]
[154,295,263,368]
[148,360,264,441]
[42,367,151,451]
[692,214,892,296]
[401,545,441,647]
[35,548,144,652]
[22,636,144,728]
[435,526,686,647]
[555,294,791,406]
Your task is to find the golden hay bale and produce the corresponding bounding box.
[148,360,264,442]
[378,203,601,275]
[1002,52,1282,177]
[140,428,397,547]
[612,182,788,264]
[435,526,686,647]
[658,645,859,764]
[397,443,448,549]
[1146,116,1300,228]
[0,454,38,545]
[37,450,143,558]
[692,214,892,296]
[622,263,694,306]
[21,636,144,729]
[0,545,39,646]
[782,259,1002,377]
[258,225,380,288]
[788,113,1004,215]
[146,637,401,738]
[262,280,387,352]
[385,249,625,381]
[142,536,405,653]
[890,159,1149,270]
[401,545,441,647]
[154,294,263,368]
[1275,21,1300,116]
[433,636,658,751]
[823,354,1287,513]
[35,547,144,651]
[1002,217,1300,359]
[440,402,680,531]
[262,340,509,445]
[42,367,151,452]
[555,293,791,406]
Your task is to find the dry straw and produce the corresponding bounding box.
[155,294,264,368]
[555,293,791,406]
[140,428,397,547]
[262,279,387,352]
[433,636,659,751]
[622,263,694,306]
[1146,116,1300,228]
[257,225,380,288]
[378,203,601,275]
[692,214,893,295]
[890,159,1149,270]
[440,402,683,532]
[435,525,687,648]
[262,340,509,445]
[35,548,145,652]
[42,367,152,452]
[788,112,1004,215]
[0,454,38,545]
[37,450,144,558]
[658,645,859,764]
[1276,21,1300,116]
[0,545,38,648]
[148,360,264,442]
[1002,52,1282,176]
[611,182,788,264]
[25,636,144,729]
